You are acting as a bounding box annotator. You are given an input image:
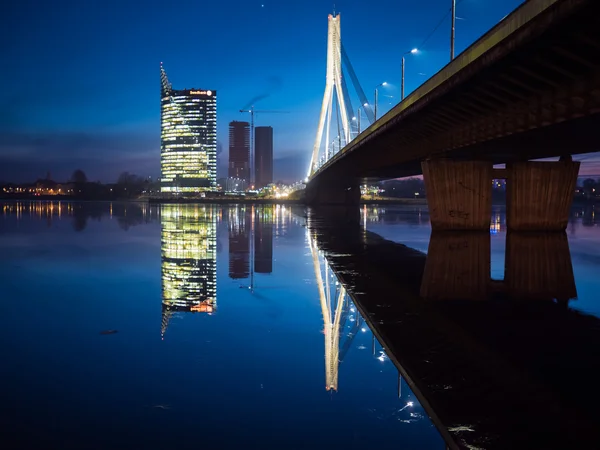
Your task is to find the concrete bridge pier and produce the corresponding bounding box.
[506,160,580,231]
[423,159,580,232]
[305,177,360,206]
[422,160,493,231]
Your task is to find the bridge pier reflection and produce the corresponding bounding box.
[420,232,491,301]
[504,232,577,301]
[421,231,577,303]
[422,159,580,232]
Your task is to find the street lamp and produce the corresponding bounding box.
[355,103,369,134]
[401,48,418,101]
[374,82,387,120]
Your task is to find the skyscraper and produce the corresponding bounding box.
[255,126,273,189]
[160,204,217,338]
[160,64,217,192]
[228,121,250,182]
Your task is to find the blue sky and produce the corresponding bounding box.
[1,0,598,183]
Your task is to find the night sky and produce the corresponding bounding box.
[1,0,598,183]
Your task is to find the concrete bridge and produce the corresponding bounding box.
[306,0,600,231]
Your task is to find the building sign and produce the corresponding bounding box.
[190,90,213,96]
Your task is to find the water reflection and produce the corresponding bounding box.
[421,231,577,302]
[254,206,273,274]
[505,232,577,301]
[228,206,250,279]
[308,206,600,449]
[420,232,491,300]
[160,205,217,337]
[309,235,348,392]
[1,200,157,231]
[6,201,600,449]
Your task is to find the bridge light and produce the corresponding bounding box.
[382,81,388,86]
[352,116,357,120]
[363,103,369,107]
[410,48,418,54]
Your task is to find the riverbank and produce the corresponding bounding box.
[2,195,598,207]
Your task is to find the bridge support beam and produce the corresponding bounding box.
[422,160,492,231]
[305,178,360,206]
[506,161,579,231]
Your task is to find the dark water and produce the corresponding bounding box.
[1,201,599,449]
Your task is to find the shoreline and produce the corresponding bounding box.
[1,195,598,207]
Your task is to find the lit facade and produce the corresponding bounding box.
[255,126,273,189]
[160,65,217,192]
[160,205,217,336]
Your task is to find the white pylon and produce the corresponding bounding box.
[309,14,351,177]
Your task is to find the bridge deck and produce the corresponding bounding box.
[312,0,600,182]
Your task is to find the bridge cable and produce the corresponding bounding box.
[340,71,356,135]
[418,0,466,50]
[341,45,375,125]
[335,94,342,152]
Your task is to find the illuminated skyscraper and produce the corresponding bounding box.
[228,121,250,182]
[160,64,217,192]
[160,205,217,337]
[255,126,273,189]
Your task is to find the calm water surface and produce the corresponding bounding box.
[1,201,599,449]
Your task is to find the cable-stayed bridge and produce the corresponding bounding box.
[305,0,600,233]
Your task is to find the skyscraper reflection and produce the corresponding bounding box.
[161,205,217,337]
[228,205,250,279]
[254,205,273,274]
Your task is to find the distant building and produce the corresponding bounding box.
[255,126,273,189]
[229,121,250,183]
[160,64,217,192]
[226,177,247,192]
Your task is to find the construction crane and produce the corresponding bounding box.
[239,107,289,187]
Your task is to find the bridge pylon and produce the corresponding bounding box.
[309,14,351,177]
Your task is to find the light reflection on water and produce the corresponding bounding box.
[0,201,445,450]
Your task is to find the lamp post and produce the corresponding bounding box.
[401,48,418,100]
[451,0,456,60]
[374,82,387,120]
[355,103,368,134]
